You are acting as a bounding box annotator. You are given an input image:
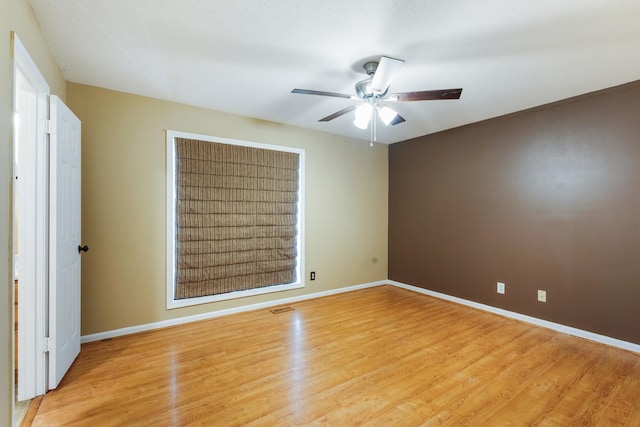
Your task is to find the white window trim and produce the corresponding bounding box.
[165,130,305,309]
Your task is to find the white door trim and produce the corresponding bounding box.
[12,32,50,401]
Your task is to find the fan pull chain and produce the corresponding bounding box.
[370,120,374,147]
[369,101,374,146]
[371,100,377,147]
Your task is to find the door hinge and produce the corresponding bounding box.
[43,337,51,353]
[43,119,51,134]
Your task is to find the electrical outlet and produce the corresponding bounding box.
[310,271,315,281]
[497,282,505,294]
[537,290,547,302]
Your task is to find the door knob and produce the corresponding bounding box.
[78,245,89,253]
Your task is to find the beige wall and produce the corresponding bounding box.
[66,83,388,336]
[1,0,66,423]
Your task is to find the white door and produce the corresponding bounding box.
[48,95,82,389]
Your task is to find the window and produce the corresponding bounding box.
[166,130,304,309]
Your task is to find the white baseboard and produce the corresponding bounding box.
[388,280,640,354]
[81,280,386,343]
[83,279,640,355]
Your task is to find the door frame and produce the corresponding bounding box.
[12,32,50,401]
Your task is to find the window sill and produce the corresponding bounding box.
[167,281,305,309]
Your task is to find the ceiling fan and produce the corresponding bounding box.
[291,56,463,137]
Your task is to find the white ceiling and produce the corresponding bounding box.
[29,0,640,144]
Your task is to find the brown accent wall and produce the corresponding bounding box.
[389,81,640,345]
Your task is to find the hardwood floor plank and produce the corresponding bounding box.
[30,285,640,426]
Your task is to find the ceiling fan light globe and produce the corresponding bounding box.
[378,106,398,126]
[354,103,372,118]
[354,103,372,129]
[354,115,370,129]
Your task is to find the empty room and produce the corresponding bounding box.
[2,0,640,425]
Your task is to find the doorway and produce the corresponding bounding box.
[12,34,83,427]
[12,33,50,407]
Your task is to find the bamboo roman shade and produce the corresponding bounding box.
[174,138,300,299]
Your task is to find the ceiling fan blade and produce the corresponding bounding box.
[390,114,406,126]
[318,104,359,122]
[292,88,356,99]
[391,88,463,102]
[371,56,405,93]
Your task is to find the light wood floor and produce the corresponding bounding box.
[31,285,640,426]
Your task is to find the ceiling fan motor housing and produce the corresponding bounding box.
[356,61,390,99]
[355,78,389,99]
